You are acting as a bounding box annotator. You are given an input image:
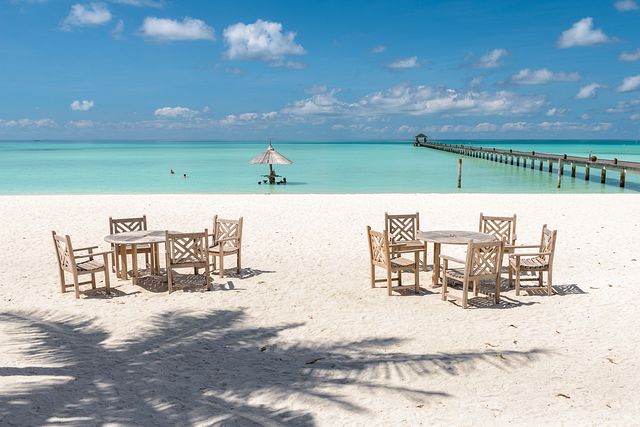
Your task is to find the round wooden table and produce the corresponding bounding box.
[104,230,174,284]
[417,230,497,288]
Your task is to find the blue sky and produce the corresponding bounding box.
[0,0,639,140]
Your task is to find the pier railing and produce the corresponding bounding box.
[418,141,638,188]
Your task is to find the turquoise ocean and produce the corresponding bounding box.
[1,140,639,194]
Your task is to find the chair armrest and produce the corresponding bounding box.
[74,250,112,259]
[439,254,465,264]
[510,252,551,259]
[73,246,99,252]
[215,237,239,243]
[511,244,540,250]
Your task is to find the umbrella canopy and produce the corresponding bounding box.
[250,143,293,165]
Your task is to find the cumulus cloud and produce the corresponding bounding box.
[474,122,498,131]
[154,106,199,118]
[219,111,277,125]
[606,100,640,113]
[396,124,417,133]
[500,121,612,132]
[68,119,95,128]
[111,0,164,7]
[387,56,419,69]
[112,19,124,39]
[475,48,507,68]
[223,19,305,66]
[616,75,640,92]
[576,83,602,99]
[62,3,112,30]
[371,45,386,53]
[0,118,57,128]
[619,48,640,61]
[546,107,568,117]
[614,0,639,11]
[509,68,580,85]
[70,100,95,111]
[557,17,610,48]
[139,17,215,41]
[631,113,640,120]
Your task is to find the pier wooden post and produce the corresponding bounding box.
[539,159,543,171]
[557,159,563,188]
[516,157,520,167]
[523,158,527,168]
[620,169,626,188]
[585,163,590,180]
[457,159,462,189]
[511,156,514,165]
[571,162,576,177]
[549,160,553,173]
[531,158,535,170]
[601,167,606,184]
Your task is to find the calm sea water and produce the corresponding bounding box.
[1,140,639,194]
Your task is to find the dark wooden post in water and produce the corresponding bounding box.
[601,167,606,184]
[539,159,543,171]
[557,159,563,188]
[549,160,553,173]
[457,158,462,189]
[523,158,527,168]
[516,157,520,167]
[585,163,590,180]
[531,158,535,170]
[571,162,576,178]
[620,169,626,188]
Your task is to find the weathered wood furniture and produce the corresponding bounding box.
[385,212,428,272]
[508,225,558,296]
[165,230,211,293]
[104,230,170,285]
[108,216,152,279]
[440,240,504,309]
[417,230,497,288]
[367,226,419,296]
[479,213,517,255]
[209,216,243,278]
[52,231,111,299]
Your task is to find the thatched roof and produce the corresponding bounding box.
[415,133,428,138]
[250,144,293,165]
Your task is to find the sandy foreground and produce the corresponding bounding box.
[0,194,639,426]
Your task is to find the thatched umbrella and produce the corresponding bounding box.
[250,143,292,183]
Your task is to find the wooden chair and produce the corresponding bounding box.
[52,231,111,299]
[509,225,557,296]
[209,216,243,278]
[108,216,152,276]
[440,240,504,309]
[385,212,428,272]
[165,230,211,293]
[367,226,419,296]
[479,213,517,255]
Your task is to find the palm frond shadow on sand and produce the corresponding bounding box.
[0,310,546,426]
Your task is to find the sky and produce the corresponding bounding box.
[0,0,639,140]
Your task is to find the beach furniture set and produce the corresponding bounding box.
[367,213,558,308]
[52,215,243,298]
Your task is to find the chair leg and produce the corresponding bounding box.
[515,268,521,296]
[194,267,198,275]
[103,256,111,294]
[91,273,96,289]
[370,264,376,288]
[423,245,428,272]
[538,273,543,288]
[167,267,173,294]
[205,263,212,291]
[398,270,402,286]
[72,273,80,299]
[219,253,224,278]
[386,269,392,296]
[236,250,241,273]
[473,279,478,296]
[508,267,513,289]
[462,280,469,309]
[414,252,419,294]
[442,270,448,301]
[212,254,216,271]
[547,269,553,296]
[58,268,66,293]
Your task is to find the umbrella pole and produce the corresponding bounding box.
[269,164,275,184]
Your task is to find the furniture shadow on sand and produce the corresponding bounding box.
[0,309,549,426]
[220,267,275,280]
[525,284,587,296]
[82,287,131,299]
[135,270,210,293]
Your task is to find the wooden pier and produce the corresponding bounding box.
[417,141,638,188]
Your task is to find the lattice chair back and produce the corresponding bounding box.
[367,226,390,268]
[213,215,243,249]
[385,212,419,243]
[539,224,557,264]
[479,213,517,245]
[109,215,147,235]
[166,230,209,264]
[466,239,504,279]
[52,231,76,273]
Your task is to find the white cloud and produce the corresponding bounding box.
[631,113,640,120]
[509,68,580,85]
[68,119,95,128]
[112,19,124,39]
[140,17,215,41]
[0,118,57,128]
[304,85,328,95]
[396,124,417,133]
[619,49,640,61]
[371,45,386,53]
[501,122,531,131]
[202,106,210,113]
[474,122,498,132]
[110,0,164,7]
[615,0,639,11]
[223,19,305,66]
[154,106,199,118]
[468,76,483,88]
[500,121,612,132]
[576,83,602,99]
[581,113,591,120]
[219,111,277,125]
[387,56,419,69]
[475,48,507,68]
[62,3,112,30]
[557,17,610,48]
[70,100,95,111]
[606,100,640,113]
[546,107,568,117]
[616,75,640,92]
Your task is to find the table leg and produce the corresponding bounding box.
[121,244,128,280]
[131,244,138,286]
[154,243,160,274]
[431,243,441,288]
[114,244,120,278]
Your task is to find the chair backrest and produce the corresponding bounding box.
[109,215,147,235]
[52,231,76,273]
[367,226,390,268]
[165,230,209,264]
[479,213,517,245]
[539,224,557,265]
[464,239,504,280]
[213,215,243,248]
[385,212,419,243]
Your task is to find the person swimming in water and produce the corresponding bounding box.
[183,173,187,179]
[170,169,175,175]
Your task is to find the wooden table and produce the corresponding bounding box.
[104,230,173,285]
[417,230,497,288]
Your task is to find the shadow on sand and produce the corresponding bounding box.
[0,309,546,426]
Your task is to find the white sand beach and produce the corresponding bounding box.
[1,193,639,426]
